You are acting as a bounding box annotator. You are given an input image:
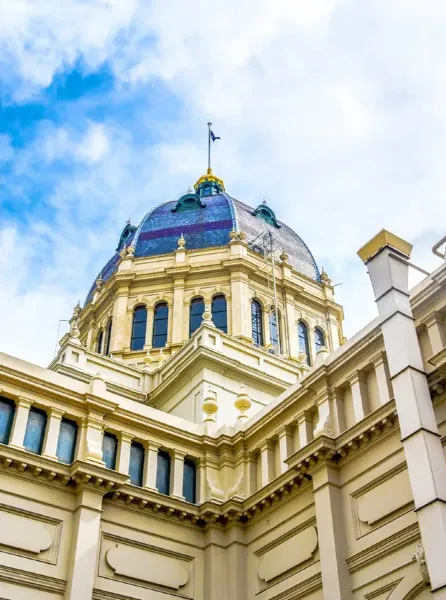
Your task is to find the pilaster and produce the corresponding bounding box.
[145,307,155,348]
[312,463,351,599]
[42,407,65,460]
[172,277,186,344]
[277,427,293,474]
[349,371,370,423]
[372,353,392,406]
[259,440,275,487]
[298,411,314,448]
[9,396,33,449]
[110,284,130,353]
[170,449,187,500]
[116,432,133,475]
[359,229,446,595]
[230,270,251,341]
[423,312,446,356]
[143,441,160,491]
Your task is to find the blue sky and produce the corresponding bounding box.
[1,0,445,365]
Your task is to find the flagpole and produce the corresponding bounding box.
[207,122,212,171]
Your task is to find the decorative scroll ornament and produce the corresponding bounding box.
[413,542,430,585]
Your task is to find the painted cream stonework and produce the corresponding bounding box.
[0,229,446,599]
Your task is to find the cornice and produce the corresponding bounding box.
[0,564,66,595]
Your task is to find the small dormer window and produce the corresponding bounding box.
[172,193,206,213]
[116,221,137,251]
[252,203,281,228]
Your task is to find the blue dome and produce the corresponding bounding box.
[84,191,320,305]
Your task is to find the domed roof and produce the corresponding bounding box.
[84,178,320,305]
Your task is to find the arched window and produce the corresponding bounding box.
[156,450,171,495]
[56,418,78,464]
[212,295,227,333]
[183,458,197,504]
[298,321,311,365]
[131,306,147,351]
[189,298,205,337]
[153,303,169,348]
[104,318,113,355]
[251,300,263,346]
[23,407,47,455]
[315,328,325,353]
[97,329,104,354]
[129,441,144,487]
[102,432,118,470]
[0,397,15,445]
[269,307,281,351]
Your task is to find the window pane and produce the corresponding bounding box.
[0,397,15,445]
[270,310,278,346]
[23,408,47,455]
[129,442,144,487]
[56,418,78,464]
[153,303,169,348]
[190,299,204,336]
[105,319,112,355]
[156,304,168,319]
[298,321,311,365]
[212,296,227,334]
[97,330,104,354]
[156,450,171,495]
[315,328,325,351]
[183,459,197,504]
[102,433,118,470]
[251,301,263,346]
[131,307,147,351]
[153,318,168,336]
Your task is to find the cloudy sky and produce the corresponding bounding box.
[1,0,445,366]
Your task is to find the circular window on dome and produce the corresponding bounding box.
[172,193,206,213]
[252,204,281,228]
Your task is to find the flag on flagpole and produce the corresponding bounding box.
[210,130,220,142]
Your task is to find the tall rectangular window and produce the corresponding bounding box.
[156,450,171,495]
[129,442,144,487]
[102,432,118,470]
[56,418,78,464]
[152,303,168,348]
[0,397,15,445]
[23,407,47,455]
[183,458,197,504]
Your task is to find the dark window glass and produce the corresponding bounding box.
[102,432,118,470]
[153,303,169,348]
[269,308,281,350]
[189,298,205,337]
[298,321,311,365]
[131,306,147,351]
[183,458,197,504]
[56,418,78,464]
[0,397,15,445]
[315,328,325,352]
[23,407,47,455]
[212,295,227,333]
[156,450,171,495]
[104,319,113,355]
[251,300,263,346]
[97,330,104,354]
[129,442,144,487]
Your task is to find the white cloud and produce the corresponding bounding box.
[1,0,446,364]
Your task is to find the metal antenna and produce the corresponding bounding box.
[54,319,70,357]
[207,122,212,171]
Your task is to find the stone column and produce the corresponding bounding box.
[204,528,227,600]
[111,284,130,353]
[349,372,370,423]
[298,411,314,448]
[42,408,65,460]
[172,277,186,344]
[145,307,154,348]
[358,229,446,596]
[230,271,251,341]
[116,432,133,475]
[170,449,187,500]
[313,395,334,438]
[284,293,298,360]
[423,313,446,356]
[225,525,247,600]
[259,440,275,487]
[143,441,160,491]
[313,463,351,599]
[79,416,105,465]
[372,354,392,406]
[65,487,104,600]
[330,387,346,435]
[277,427,293,475]
[9,397,33,449]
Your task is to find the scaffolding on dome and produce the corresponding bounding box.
[247,229,283,356]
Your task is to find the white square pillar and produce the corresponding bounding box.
[259,440,275,487]
[42,408,65,460]
[143,441,160,491]
[116,432,133,475]
[349,372,370,422]
[170,449,187,500]
[9,397,33,449]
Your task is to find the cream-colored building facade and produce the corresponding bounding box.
[1,171,446,600]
